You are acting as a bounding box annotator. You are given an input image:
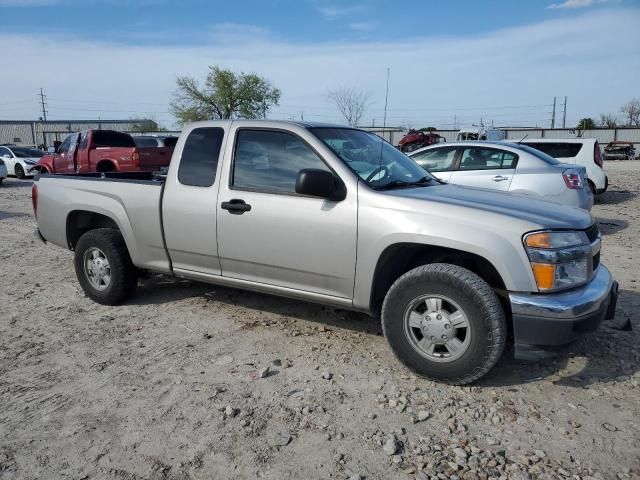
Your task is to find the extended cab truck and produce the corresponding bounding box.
[36,129,174,174]
[33,121,619,384]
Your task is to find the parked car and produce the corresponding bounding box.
[132,135,179,148]
[457,126,505,141]
[603,141,636,161]
[36,129,174,174]
[0,145,45,179]
[398,130,445,152]
[33,120,618,385]
[520,138,608,194]
[0,158,7,184]
[408,141,593,210]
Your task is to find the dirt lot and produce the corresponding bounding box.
[1,164,639,480]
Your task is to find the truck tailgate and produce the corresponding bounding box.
[35,174,171,273]
[137,146,174,169]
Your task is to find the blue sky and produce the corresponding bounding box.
[1,0,639,129]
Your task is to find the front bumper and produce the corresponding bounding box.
[509,266,617,359]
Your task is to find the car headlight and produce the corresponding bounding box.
[523,231,593,292]
[24,159,37,165]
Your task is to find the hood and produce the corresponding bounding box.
[382,183,593,230]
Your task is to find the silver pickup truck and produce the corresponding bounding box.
[33,120,618,384]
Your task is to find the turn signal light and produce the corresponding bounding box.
[531,263,555,290]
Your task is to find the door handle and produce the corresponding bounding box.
[221,199,252,214]
[492,175,509,182]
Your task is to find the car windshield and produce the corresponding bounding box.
[310,127,437,189]
[506,143,561,165]
[12,147,44,158]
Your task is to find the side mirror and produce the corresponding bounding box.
[47,147,56,153]
[295,169,346,201]
[1,153,11,158]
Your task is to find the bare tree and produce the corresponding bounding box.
[599,113,618,128]
[327,87,372,126]
[620,98,640,127]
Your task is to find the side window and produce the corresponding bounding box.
[79,132,89,150]
[458,148,518,170]
[232,130,330,194]
[177,127,224,187]
[0,147,10,157]
[58,136,72,154]
[411,147,457,172]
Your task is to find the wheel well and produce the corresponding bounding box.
[96,161,116,173]
[370,243,507,314]
[67,211,119,250]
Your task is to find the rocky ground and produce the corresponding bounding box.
[1,164,639,480]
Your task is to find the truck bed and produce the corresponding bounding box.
[35,172,171,273]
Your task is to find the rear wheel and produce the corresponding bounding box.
[15,164,25,179]
[381,263,506,385]
[74,228,137,305]
[588,180,596,195]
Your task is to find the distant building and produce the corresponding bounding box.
[0,119,155,147]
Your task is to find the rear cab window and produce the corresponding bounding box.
[92,131,136,148]
[178,127,225,187]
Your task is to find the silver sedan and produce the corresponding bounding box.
[408,141,593,210]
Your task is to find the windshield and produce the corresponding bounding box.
[12,147,45,158]
[310,127,436,189]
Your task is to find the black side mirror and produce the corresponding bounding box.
[295,169,346,201]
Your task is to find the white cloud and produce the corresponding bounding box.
[547,0,619,9]
[0,9,638,129]
[348,21,376,32]
[317,4,363,18]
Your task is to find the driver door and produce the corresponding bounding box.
[216,127,358,298]
[53,134,78,173]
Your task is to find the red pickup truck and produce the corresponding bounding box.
[36,130,174,174]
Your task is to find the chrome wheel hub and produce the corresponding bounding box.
[403,295,471,363]
[84,247,111,291]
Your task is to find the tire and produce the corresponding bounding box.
[381,263,506,385]
[588,180,596,196]
[15,164,25,179]
[74,228,137,305]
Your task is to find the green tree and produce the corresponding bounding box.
[576,117,596,130]
[170,66,281,125]
[129,118,165,133]
[419,127,437,132]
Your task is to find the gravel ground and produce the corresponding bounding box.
[1,163,639,480]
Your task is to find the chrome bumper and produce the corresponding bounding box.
[509,266,617,358]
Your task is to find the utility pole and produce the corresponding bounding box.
[551,96,556,128]
[39,88,48,122]
[562,96,567,128]
[300,111,304,121]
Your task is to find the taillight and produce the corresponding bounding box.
[563,168,584,189]
[132,151,140,166]
[594,142,603,167]
[31,183,38,219]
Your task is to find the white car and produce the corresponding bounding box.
[408,141,593,210]
[0,145,45,179]
[520,138,608,194]
[0,158,7,184]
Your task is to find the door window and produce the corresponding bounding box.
[411,147,457,172]
[177,127,224,187]
[458,147,518,171]
[58,136,72,154]
[232,130,330,194]
[0,147,11,158]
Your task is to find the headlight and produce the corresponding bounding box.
[524,231,593,291]
[24,159,37,165]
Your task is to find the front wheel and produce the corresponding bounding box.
[381,263,506,385]
[15,164,25,179]
[74,228,138,305]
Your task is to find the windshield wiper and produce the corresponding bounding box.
[373,176,436,190]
